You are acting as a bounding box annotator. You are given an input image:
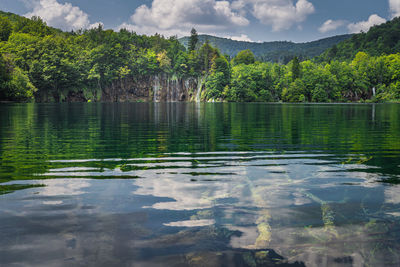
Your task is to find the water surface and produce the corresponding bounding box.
[1,103,400,266]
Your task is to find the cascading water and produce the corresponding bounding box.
[196,76,205,102]
[169,76,179,101]
[153,75,160,102]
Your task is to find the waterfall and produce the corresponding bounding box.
[171,78,177,101]
[196,76,205,102]
[153,75,160,102]
[167,77,170,101]
[169,76,178,101]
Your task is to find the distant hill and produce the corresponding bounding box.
[0,10,63,36]
[321,17,400,61]
[179,34,352,63]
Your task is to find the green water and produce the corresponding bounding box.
[0,103,400,266]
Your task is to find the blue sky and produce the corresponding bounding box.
[0,0,397,42]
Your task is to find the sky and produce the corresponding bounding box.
[0,0,398,43]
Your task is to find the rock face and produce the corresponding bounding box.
[34,74,201,102]
[101,74,199,102]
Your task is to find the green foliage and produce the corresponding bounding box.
[188,28,198,51]
[205,72,226,100]
[0,54,36,101]
[0,11,61,37]
[157,50,172,73]
[227,68,257,102]
[211,56,230,82]
[282,79,306,102]
[290,56,301,81]
[233,49,255,65]
[0,16,12,41]
[199,41,220,73]
[321,17,400,61]
[179,34,352,63]
[205,55,231,100]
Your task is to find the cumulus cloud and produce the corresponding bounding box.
[389,0,400,18]
[225,34,253,42]
[88,22,104,30]
[238,0,315,31]
[347,14,386,33]
[118,23,189,37]
[118,0,249,37]
[25,0,101,31]
[318,19,345,33]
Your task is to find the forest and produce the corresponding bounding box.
[0,10,399,103]
[179,34,352,63]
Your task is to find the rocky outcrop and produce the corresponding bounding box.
[101,74,200,102]
[34,74,202,102]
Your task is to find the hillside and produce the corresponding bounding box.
[321,17,400,61]
[179,34,352,63]
[0,10,63,36]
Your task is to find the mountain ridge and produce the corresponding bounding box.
[320,17,400,61]
[179,34,353,63]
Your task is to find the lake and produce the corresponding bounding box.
[0,103,399,266]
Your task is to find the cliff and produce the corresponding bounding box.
[35,75,203,103]
[101,74,200,102]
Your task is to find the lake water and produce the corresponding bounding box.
[0,103,400,267]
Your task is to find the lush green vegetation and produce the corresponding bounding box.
[205,51,400,103]
[0,10,399,103]
[321,17,400,61]
[0,11,199,102]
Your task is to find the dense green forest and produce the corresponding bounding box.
[321,17,400,61]
[179,34,352,63]
[0,10,399,103]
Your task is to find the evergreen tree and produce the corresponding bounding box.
[188,28,198,51]
[291,56,301,80]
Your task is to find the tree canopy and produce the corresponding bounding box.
[321,17,400,62]
[233,49,255,65]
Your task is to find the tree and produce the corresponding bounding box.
[0,16,12,42]
[211,56,230,81]
[157,50,172,73]
[291,56,301,81]
[199,41,219,73]
[0,54,36,101]
[205,72,226,100]
[227,64,257,102]
[188,28,198,51]
[327,45,338,59]
[233,49,255,65]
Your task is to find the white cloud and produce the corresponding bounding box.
[247,0,315,31]
[389,0,400,18]
[318,19,345,33]
[24,0,101,31]
[119,0,249,37]
[347,14,386,33]
[225,34,253,42]
[118,23,189,37]
[88,22,104,30]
